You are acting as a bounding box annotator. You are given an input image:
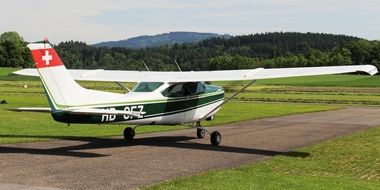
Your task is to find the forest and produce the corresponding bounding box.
[0,31,379,71]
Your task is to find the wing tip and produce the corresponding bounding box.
[363,65,378,76]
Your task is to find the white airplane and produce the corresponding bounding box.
[13,40,378,145]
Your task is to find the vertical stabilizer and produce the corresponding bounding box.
[27,42,121,110]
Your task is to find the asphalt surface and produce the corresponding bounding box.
[1,107,380,190]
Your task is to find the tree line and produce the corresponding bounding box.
[1,31,379,72]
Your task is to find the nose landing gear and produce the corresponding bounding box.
[195,121,221,146]
[197,128,206,139]
[123,127,135,141]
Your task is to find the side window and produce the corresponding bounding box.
[162,83,184,97]
[162,82,206,97]
[182,82,198,96]
[131,82,164,92]
[196,82,206,94]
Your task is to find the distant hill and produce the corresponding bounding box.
[93,32,231,49]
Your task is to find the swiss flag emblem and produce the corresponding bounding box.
[31,48,63,68]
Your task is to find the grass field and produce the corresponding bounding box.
[0,68,338,144]
[146,126,380,190]
[0,93,336,144]
[2,76,380,105]
[227,91,380,105]
[1,67,380,189]
[1,67,380,144]
[213,74,380,87]
[258,75,380,87]
[0,67,17,76]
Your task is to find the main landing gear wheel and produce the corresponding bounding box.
[195,121,205,139]
[196,128,205,139]
[123,127,135,141]
[210,131,221,146]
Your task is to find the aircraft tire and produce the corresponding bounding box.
[196,128,205,139]
[123,127,135,141]
[210,131,221,146]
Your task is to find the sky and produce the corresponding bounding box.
[0,0,379,44]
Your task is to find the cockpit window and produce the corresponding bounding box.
[162,82,206,97]
[131,82,164,92]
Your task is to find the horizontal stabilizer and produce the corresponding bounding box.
[10,107,51,113]
[13,69,39,77]
[62,108,145,117]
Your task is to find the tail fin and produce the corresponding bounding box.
[27,41,120,110]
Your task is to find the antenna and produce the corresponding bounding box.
[174,59,182,72]
[43,36,49,48]
[141,60,150,71]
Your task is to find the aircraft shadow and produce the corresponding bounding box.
[0,135,310,159]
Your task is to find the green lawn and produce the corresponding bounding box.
[213,74,380,87]
[0,92,336,144]
[1,70,380,144]
[258,75,380,87]
[1,67,380,189]
[227,91,380,105]
[1,69,379,144]
[0,67,18,76]
[2,77,380,107]
[146,126,380,190]
[212,75,380,105]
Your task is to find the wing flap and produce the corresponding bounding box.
[13,65,378,82]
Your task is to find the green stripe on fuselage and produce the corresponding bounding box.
[52,92,224,124]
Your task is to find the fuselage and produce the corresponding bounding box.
[51,81,224,125]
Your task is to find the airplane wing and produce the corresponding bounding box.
[13,65,377,82]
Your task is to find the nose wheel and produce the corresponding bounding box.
[123,127,135,141]
[197,128,206,138]
[195,121,222,146]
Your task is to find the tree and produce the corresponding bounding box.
[329,48,352,65]
[0,45,6,67]
[346,40,371,64]
[0,31,32,68]
[99,53,115,69]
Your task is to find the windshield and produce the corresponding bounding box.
[131,82,164,92]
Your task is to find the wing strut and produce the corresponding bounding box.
[199,80,257,121]
[174,60,182,72]
[141,60,150,71]
[115,82,131,93]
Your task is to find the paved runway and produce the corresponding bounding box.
[1,107,380,190]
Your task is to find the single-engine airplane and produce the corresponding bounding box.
[13,40,378,145]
